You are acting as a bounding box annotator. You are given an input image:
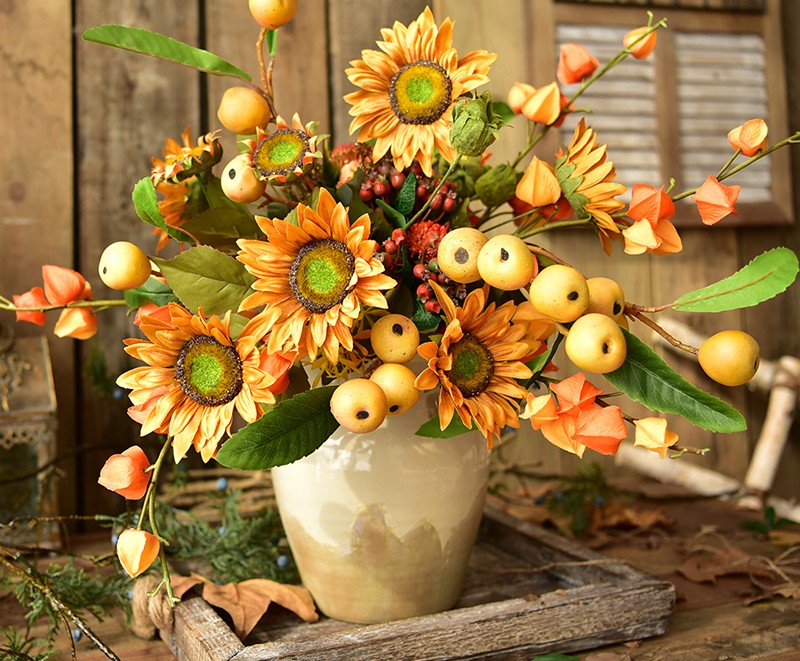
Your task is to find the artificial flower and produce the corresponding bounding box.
[98,446,151,500]
[153,178,198,253]
[572,405,627,455]
[692,175,741,225]
[519,392,558,430]
[622,183,682,255]
[728,118,768,157]
[116,529,160,578]
[237,188,396,364]
[117,303,279,462]
[344,7,496,176]
[521,82,563,126]
[150,127,221,186]
[557,43,599,85]
[134,302,172,327]
[623,26,657,60]
[556,118,627,233]
[244,113,318,183]
[507,82,537,114]
[415,282,532,447]
[634,417,679,457]
[516,157,561,208]
[54,306,97,340]
[42,265,86,306]
[627,183,675,222]
[260,349,298,396]
[12,287,48,326]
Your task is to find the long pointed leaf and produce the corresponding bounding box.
[132,178,195,245]
[216,387,339,470]
[605,329,746,433]
[82,25,251,81]
[671,247,798,313]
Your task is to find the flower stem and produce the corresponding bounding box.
[629,309,698,354]
[517,217,591,239]
[0,299,129,314]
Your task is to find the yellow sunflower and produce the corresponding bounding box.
[150,127,221,186]
[236,187,396,364]
[117,303,279,463]
[344,7,496,176]
[414,282,532,447]
[243,113,318,183]
[555,118,627,234]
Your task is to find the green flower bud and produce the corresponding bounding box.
[475,164,520,207]
[449,92,498,158]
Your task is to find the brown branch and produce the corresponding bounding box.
[628,309,698,354]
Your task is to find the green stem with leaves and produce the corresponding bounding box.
[407,154,463,225]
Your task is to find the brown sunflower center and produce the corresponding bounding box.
[253,129,309,178]
[448,333,494,398]
[175,335,243,406]
[389,60,453,125]
[290,239,356,313]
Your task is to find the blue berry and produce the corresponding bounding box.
[111,533,119,545]
[218,526,227,537]
[112,388,125,400]
[595,496,605,507]
[216,477,228,491]
[534,496,545,505]
[276,555,289,568]
[71,629,82,642]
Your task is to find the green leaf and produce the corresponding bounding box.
[525,334,562,384]
[152,245,255,315]
[123,277,179,308]
[266,29,278,57]
[179,207,262,252]
[368,207,394,243]
[394,172,417,218]
[671,247,799,312]
[412,297,441,333]
[491,100,516,125]
[605,329,746,433]
[376,198,409,229]
[215,387,339,470]
[82,25,251,80]
[532,654,579,661]
[132,178,195,245]
[417,412,473,438]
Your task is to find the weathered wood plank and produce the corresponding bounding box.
[74,1,202,517]
[0,0,77,522]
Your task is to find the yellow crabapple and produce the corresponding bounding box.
[528,264,589,323]
[564,313,627,374]
[216,86,271,135]
[698,330,760,387]
[330,378,388,433]
[437,227,488,284]
[98,241,151,290]
[369,363,420,416]
[248,0,298,30]
[221,154,266,204]
[476,234,536,290]
[371,314,420,364]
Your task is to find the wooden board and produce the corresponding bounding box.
[159,507,675,661]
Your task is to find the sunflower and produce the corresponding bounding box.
[414,282,532,447]
[236,188,396,364]
[555,118,627,234]
[344,7,496,176]
[242,113,318,183]
[150,127,221,186]
[117,303,279,463]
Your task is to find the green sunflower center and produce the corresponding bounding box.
[389,60,453,125]
[253,129,309,178]
[448,333,494,398]
[175,335,243,407]
[290,239,356,313]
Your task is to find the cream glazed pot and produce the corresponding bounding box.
[271,391,490,624]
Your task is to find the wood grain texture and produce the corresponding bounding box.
[162,508,675,661]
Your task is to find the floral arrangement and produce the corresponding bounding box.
[1,2,798,606]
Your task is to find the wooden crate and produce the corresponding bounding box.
[159,507,676,660]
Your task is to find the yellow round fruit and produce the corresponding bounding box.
[476,234,536,291]
[248,0,298,30]
[369,363,420,416]
[528,265,589,323]
[698,330,760,387]
[330,378,388,433]
[371,314,420,364]
[565,313,627,374]
[586,277,626,321]
[216,86,271,135]
[436,227,488,284]
[98,241,151,290]
[221,154,266,204]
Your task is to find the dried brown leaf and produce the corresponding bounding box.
[595,503,675,530]
[170,572,318,638]
[678,548,774,584]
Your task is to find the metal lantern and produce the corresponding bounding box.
[0,325,59,548]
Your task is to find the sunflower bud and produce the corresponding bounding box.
[449,93,499,158]
[475,164,519,207]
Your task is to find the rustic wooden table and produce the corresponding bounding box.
[10,484,800,660]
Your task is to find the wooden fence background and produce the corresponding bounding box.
[1,0,798,523]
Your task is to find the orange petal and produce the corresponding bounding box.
[516,157,561,207]
[42,265,86,305]
[627,183,675,222]
[98,446,151,500]
[692,175,741,225]
[573,405,627,455]
[13,287,48,325]
[507,81,536,114]
[521,82,562,126]
[116,529,160,578]
[727,118,768,157]
[557,43,599,85]
[634,417,679,458]
[623,27,657,60]
[53,307,97,340]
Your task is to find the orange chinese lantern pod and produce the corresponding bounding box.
[692,175,741,225]
[507,82,536,114]
[98,445,152,500]
[116,529,160,578]
[633,417,680,458]
[12,287,48,326]
[521,82,562,125]
[728,118,768,157]
[557,43,599,85]
[53,307,97,340]
[516,156,561,207]
[42,265,87,306]
[626,183,675,222]
[623,27,657,60]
